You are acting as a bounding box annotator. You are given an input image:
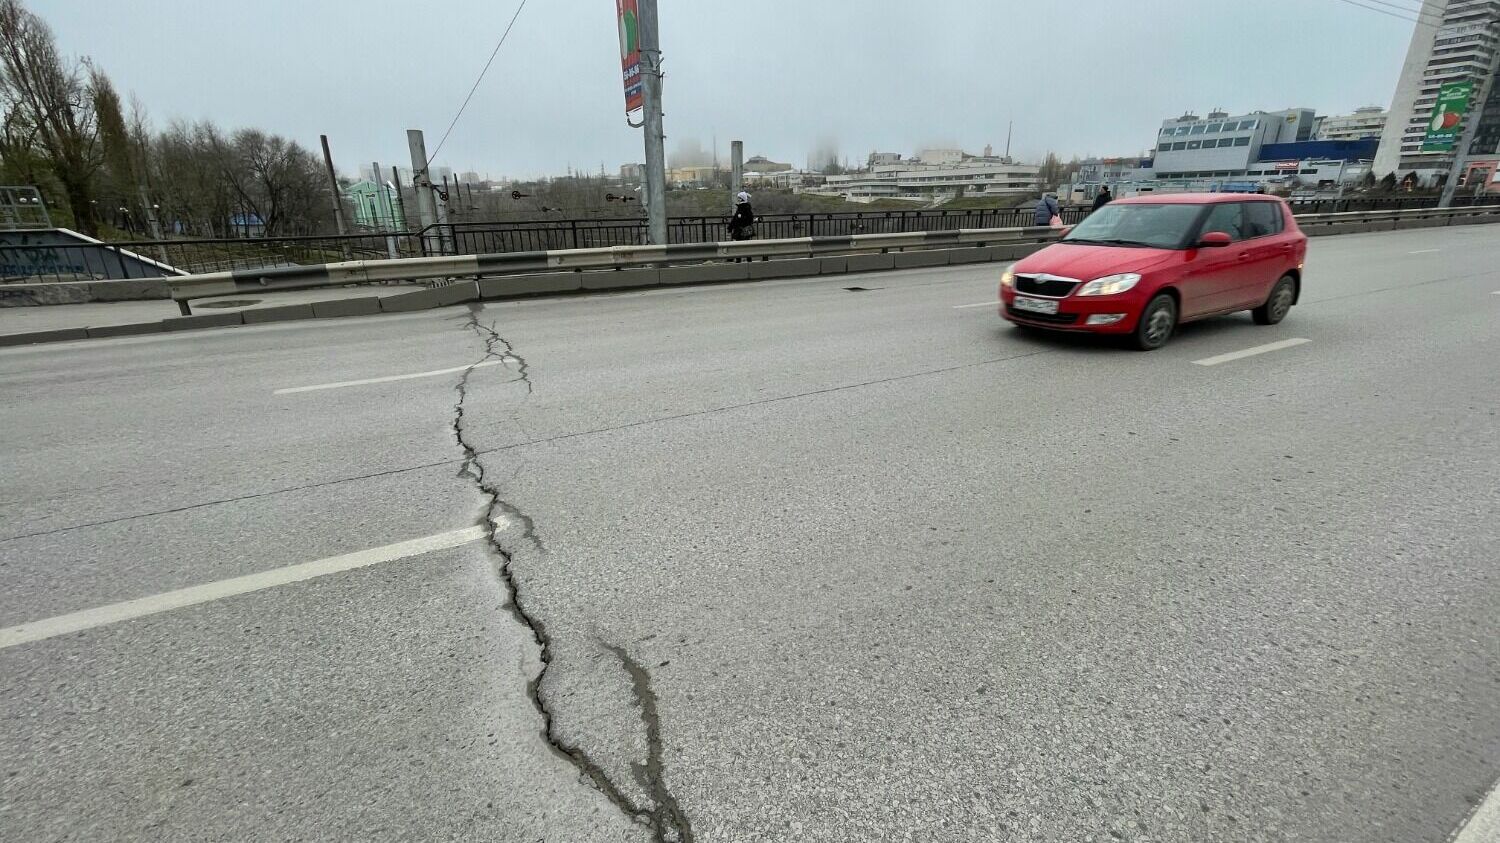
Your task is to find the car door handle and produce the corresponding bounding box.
[1236,251,1252,261]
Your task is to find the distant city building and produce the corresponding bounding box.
[1374,0,1500,181]
[913,148,965,166]
[1066,106,1382,202]
[1316,106,1388,141]
[743,155,792,173]
[619,163,645,182]
[744,169,812,189]
[1075,157,1155,185]
[668,165,719,186]
[343,180,405,230]
[1152,108,1317,177]
[458,171,482,184]
[809,147,1039,202]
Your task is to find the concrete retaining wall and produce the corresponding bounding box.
[1,278,171,307]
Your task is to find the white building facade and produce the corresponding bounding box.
[812,151,1040,202]
[1152,109,1317,177]
[1316,106,1388,140]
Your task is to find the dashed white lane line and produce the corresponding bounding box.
[953,301,999,309]
[1192,338,1312,367]
[1408,248,1442,254]
[274,359,510,394]
[0,525,492,650]
[1453,776,1500,843]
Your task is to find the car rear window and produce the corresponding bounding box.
[1243,201,1284,237]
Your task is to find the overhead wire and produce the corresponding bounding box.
[1355,0,1447,25]
[1328,0,1441,26]
[425,0,529,167]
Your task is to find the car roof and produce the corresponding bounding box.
[1113,193,1281,205]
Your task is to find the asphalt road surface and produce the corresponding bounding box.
[2,224,1498,843]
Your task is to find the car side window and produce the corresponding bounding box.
[1200,203,1245,241]
[1242,202,1283,238]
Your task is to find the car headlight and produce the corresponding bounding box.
[1076,272,1141,296]
[1000,266,1015,289]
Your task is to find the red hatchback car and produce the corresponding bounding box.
[1000,194,1307,349]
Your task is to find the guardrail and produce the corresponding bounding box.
[164,203,1500,314]
[169,226,1060,314]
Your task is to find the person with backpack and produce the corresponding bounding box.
[1091,186,1114,212]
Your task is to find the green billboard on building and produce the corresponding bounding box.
[1421,81,1474,152]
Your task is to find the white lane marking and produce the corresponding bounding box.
[953,301,999,309]
[1192,338,1311,367]
[274,359,509,394]
[0,525,491,650]
[1408,248,1441,254]
[1453,776,1500,843]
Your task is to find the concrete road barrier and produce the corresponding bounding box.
[892,250,952,269]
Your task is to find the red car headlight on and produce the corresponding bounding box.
[1076,273,1141,296]
[1000,267,1016,290]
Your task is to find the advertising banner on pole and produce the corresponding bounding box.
[1422,81,1474,152]
[617,0,643,115]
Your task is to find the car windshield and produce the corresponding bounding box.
[1063,203,1206,249]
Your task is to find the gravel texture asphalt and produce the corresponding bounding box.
[1,224,1497,842]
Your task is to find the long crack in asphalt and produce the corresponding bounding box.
[453,305,693,843]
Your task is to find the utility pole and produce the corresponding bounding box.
[730,139,743,203]
[437,175,455,254]
[406,129,441,254]
[639,0,668,245]
[319,135,352,258]
[391,165,410,257]
[372,160,398,258]
[1439,55,1498,207]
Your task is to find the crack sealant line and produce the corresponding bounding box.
[451,309,661,834]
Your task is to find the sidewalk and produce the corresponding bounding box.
[0,284,423,337]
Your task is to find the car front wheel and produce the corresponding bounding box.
[1252,276,1296,325]
[1133,293,1177,350]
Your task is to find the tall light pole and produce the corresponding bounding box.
[638,0,668,245]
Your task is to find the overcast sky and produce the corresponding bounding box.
[32,0,1416,179]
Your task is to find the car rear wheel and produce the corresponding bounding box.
[1133,294,1177,351]
[1252,276,1296,325]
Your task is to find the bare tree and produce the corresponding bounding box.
[1037,151,1065,188]
[215,129,328,236]
[0,0,102,233]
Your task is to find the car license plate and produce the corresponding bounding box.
[1013,296,1059,315]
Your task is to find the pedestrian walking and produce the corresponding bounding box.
[1033,192,1061,227]
[728,191,756,240]
[727,191,756,261]
[1091,186,1114,212]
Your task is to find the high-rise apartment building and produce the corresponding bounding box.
[1373,0,1500,179]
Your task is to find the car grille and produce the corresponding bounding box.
[1007,306,1079,325]
[1014,275,1079,297]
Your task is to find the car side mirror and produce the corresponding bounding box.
[1197,231,1232,248]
